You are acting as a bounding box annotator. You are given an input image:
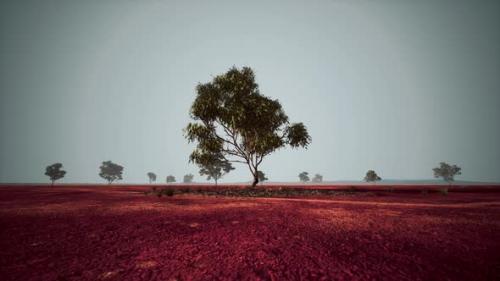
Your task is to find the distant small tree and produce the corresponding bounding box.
[364,170,381,183]
[312,174,323,183]
[45,163,66,185]
[299,172,310,182]
[433,162,461,186]
[99,161,123,184]
[257,171,268,183]
[147,172,157,184]
[199,154,234,186]
[166,175,176,183]
[183,174,194,183]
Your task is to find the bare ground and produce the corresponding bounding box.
[0,185,499,281]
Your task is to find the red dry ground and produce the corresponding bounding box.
[0,185,499,281]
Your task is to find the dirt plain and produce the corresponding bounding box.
[0,185,499,281]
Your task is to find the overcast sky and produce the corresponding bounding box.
[1,0,499,183]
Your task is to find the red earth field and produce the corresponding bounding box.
[0,185,499,281]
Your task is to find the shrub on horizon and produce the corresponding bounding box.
[183,174,194,183]
[99,161,123,184]
[45,163,66,185]
[364,170,381,183]
[433,162,462,187]
[312,174,323,183]
[166,175,176,183]
[299,172,310,182]
[147,172,157,184]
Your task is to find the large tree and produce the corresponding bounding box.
[147,172,157,184]
[45,163,66,185]
[99,161,123,184]
[433,162,461,186]
[185,67,311,187]
[364,170,381,183]
[199,153,234,186]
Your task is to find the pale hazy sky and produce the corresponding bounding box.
[1,0,499,183]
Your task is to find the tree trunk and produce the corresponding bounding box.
[215,178,218,186]
[252,173,259,187]
[51,180,55,186]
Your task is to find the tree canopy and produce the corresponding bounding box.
[199,153,234,185]
[433,162,461,184]
[183,174,194,183]
[166,175,176,183]
[99,161,123,184]
[147,172,156,183]
[257,171,268,183]
[364,170,381,183]
[185,67,311,187]
[312,174,323,183]
[299,172,310,182]
[45,163,66,185]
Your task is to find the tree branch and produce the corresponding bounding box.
[256,154,264,166]
[216,120,248,160]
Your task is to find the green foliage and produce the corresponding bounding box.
[199,153,234,185]
[166,175,176,183]
[299,171,310,182]
[99,161,123,184]
[45,163,66,185]
[364,170,381,183]
[286,123,311,148]
[183,174,194,183]
[185,67,311,187]
[433,162,461,184]
[257,171,268,182]
[312,174,323,183]
[147,172,156,183]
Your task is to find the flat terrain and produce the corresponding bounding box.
[0,185,499,281]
